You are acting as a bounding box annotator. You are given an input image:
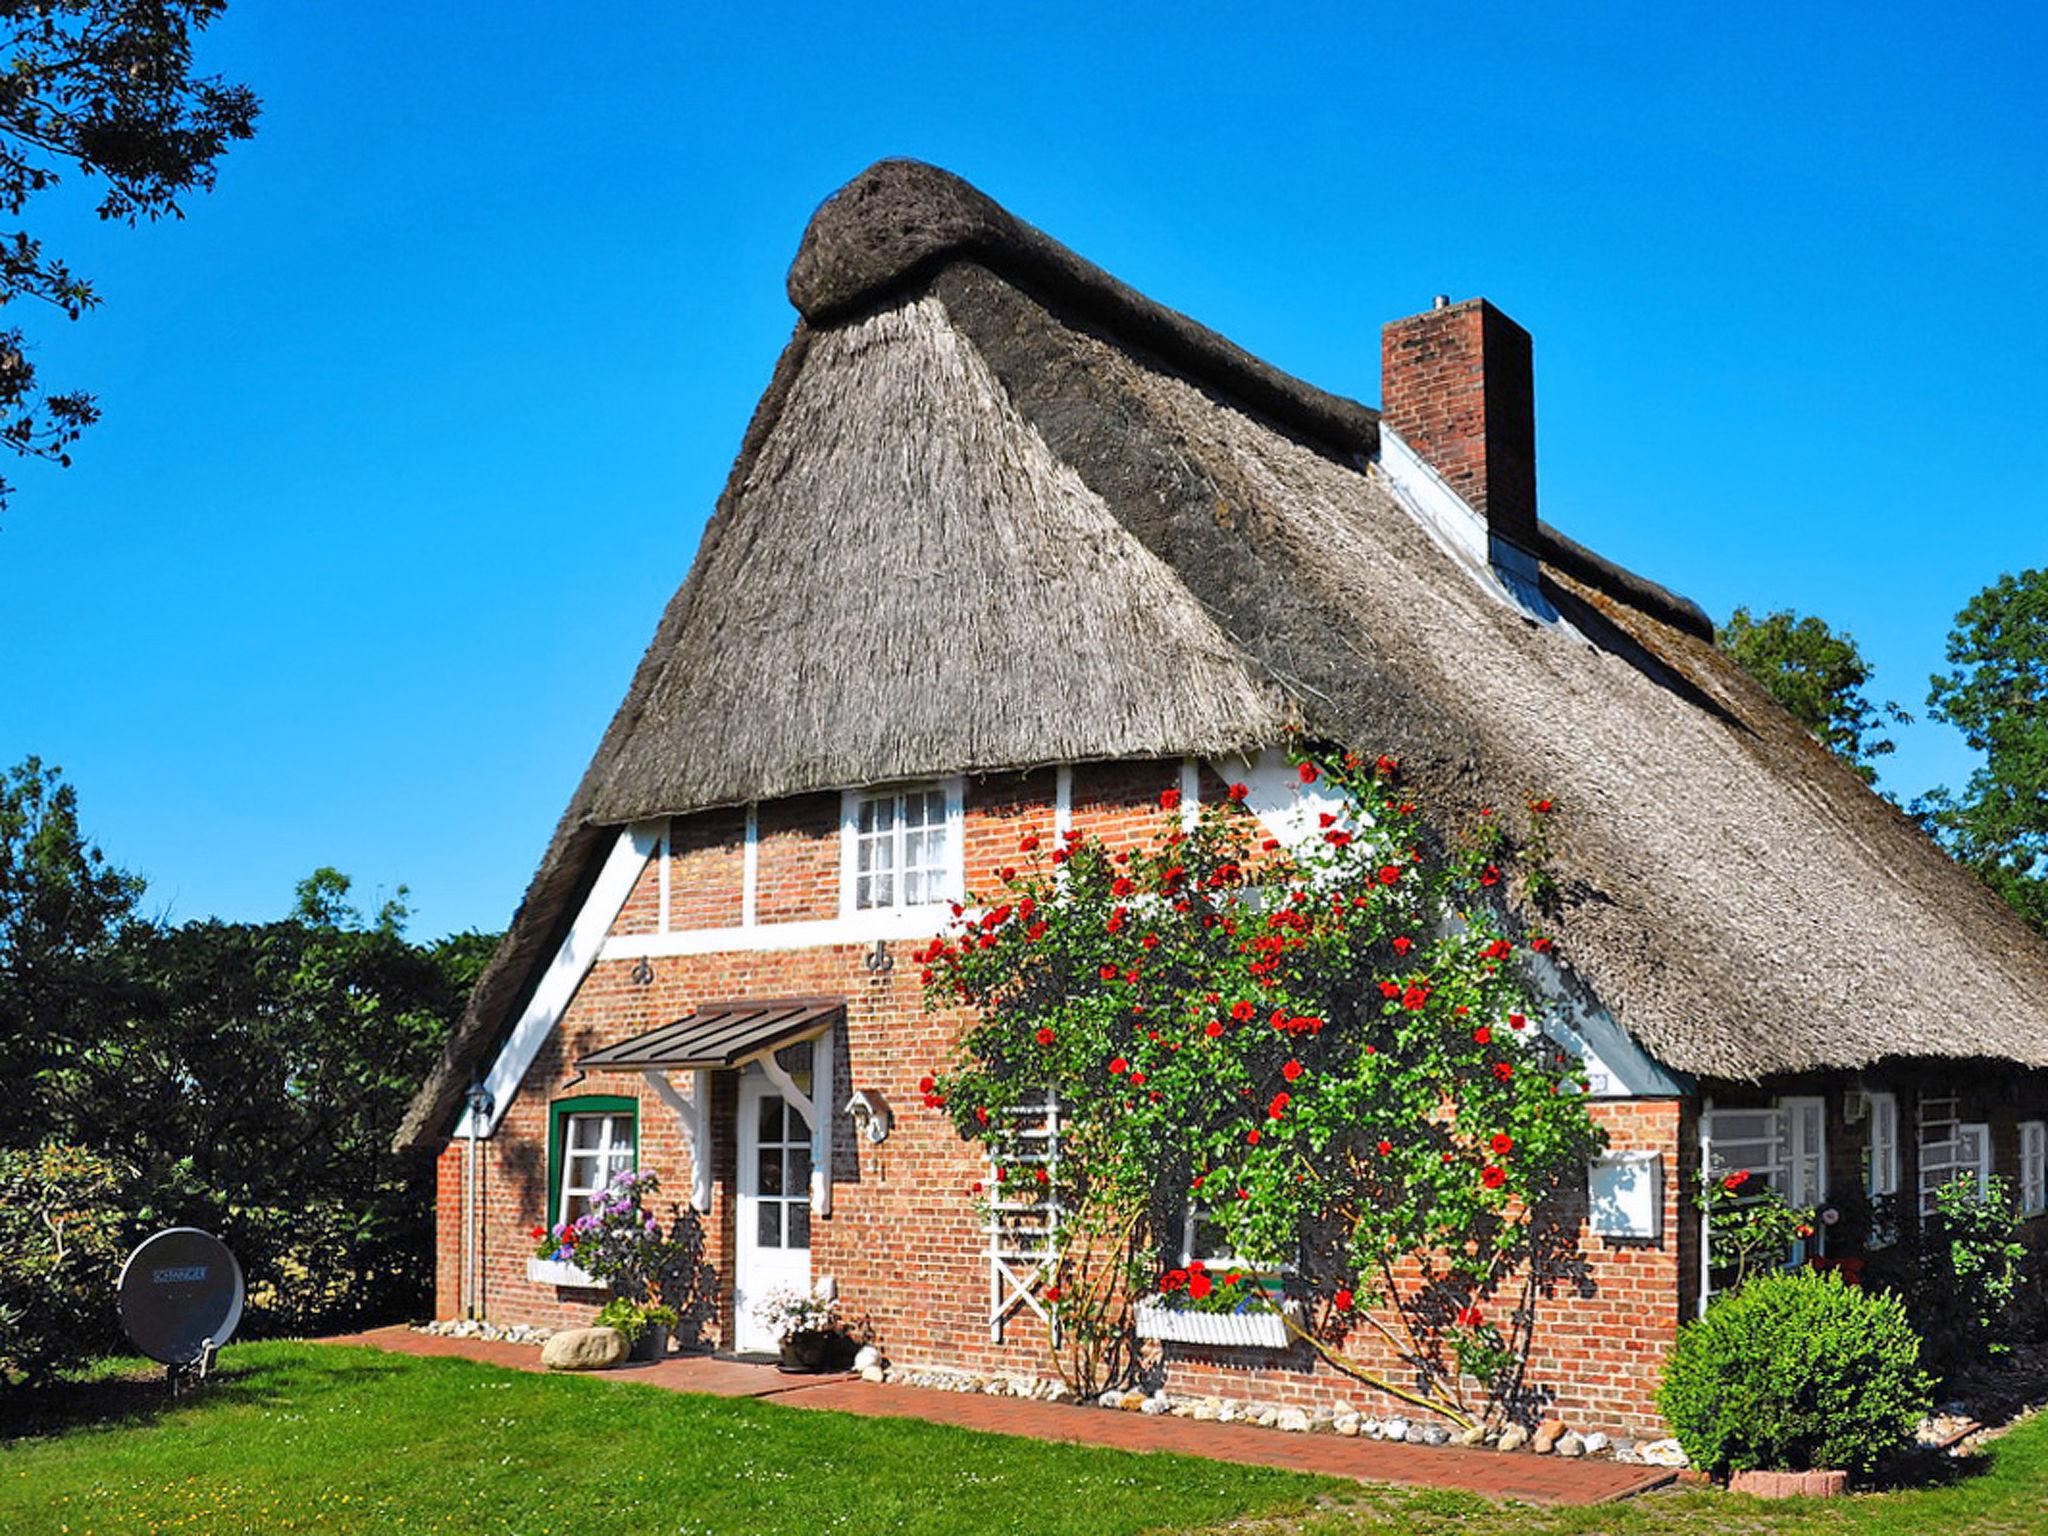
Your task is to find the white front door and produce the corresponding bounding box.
[734,1072,812,1353]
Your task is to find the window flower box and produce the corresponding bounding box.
[1134,1296,1295,1349]
[527,1256,607,1289]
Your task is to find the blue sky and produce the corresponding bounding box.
[2,4,2042,939]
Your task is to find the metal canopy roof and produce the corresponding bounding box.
[576,997,844,1072]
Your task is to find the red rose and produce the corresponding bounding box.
[1227,782,1249,803]
[1099,964,1119,980]
[1473,1026,1493,1045]
[1723,1170,1750,1192]
[1375,755,1397,774]
[1160,787,1182,811]
[1324,829,1353,847]
[1376,1139,1393,1156]
[1044,1284,1060,1302]
[1379,980,1401,998]
[1141,933,1159,950]
[1491,1062,1513,1082]
[1489,1133,1513,1155]
[1456,1305,1483,1328]
[1027,922,1047,942]
[529,1225,545,1240]
[1188,1271,1214,1300]
[1019,833,1040,851]
[918,1075,936,1094]
[1377,864,1402,885]
[1481,1166,1507,1189]
[1507,1012,1526,1030]
[1281,1059,1303,1082]
[1298,761,1319,784]
[1334,1288,1355,1312]
[1035,1167,1049,1184]
[1051,848,1068,865]
[1204,1019,1224,1038]
[1479,865,1501,887]
[1318,811,1337,828]
[1130,1071,1147,1086]
[1268,1093,1290,1119]
[1035,1026,1055,1046]
[1112,876,1136,897]
[975,1107,990,1126]
[1530,798,1553,814]
[1108,1057,1128,1075]
[1246,1128,1262,1145]
[1231,1000,1255,1021]
[1392,935,1413,955]
[1160,1268,1187,1293]
[1402,986,1430,1010]
[971,1181,983,1195]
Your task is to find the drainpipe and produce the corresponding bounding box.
[464,1083,493,1320]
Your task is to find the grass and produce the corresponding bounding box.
[2,1342,2044,1535]
[0,1342,1326,1535]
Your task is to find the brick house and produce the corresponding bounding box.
[395,160,2048,1436]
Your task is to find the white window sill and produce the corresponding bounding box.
[1134,1296,1296,1349]
[527,1257,607,1289]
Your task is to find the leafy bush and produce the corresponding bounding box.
[0,1143,131,1386]
[1906,1175,2030,1380]
[1659,1269,1931,1477]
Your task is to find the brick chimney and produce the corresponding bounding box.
[1380,297,1537,554]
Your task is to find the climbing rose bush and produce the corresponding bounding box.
[919,748,1603,1424]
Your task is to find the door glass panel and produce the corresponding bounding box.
[758,1094,783,1142]
[788,1144,812,1194]
[759,1148,783,1197]
[788,1200,810,1250]
[757,1199,782,1249]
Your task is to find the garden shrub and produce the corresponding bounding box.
[1658,1269,1931,1477]
[0,1142,131,1386]
[1905,1175,2030,1382]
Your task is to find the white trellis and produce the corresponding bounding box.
[986,1090,1061,1340]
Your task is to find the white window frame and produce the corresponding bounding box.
[1918,1095,1992,1215]
[2018,1120,2046,1218]
[1864,1090,1900,1200]
[1698,1095,1827,1307]
[840,778,965,916]
[557,1111,635,1225]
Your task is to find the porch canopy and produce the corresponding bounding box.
[576,997,843,1072]
[577,998,844,1218]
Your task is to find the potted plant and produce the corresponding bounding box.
[750,1286,842,1372]
[596,1298,681,1362]
[1133,1262,1296,1348]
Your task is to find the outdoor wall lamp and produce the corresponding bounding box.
[844,1088,893,1144]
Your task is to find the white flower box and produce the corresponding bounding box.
[526,1257,607,1289]
[1134,1297,1295,1349]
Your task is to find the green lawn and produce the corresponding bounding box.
[0,1342,1325,1535]
[3,1342,2045,1536]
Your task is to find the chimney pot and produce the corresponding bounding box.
[1380,297,1537,552]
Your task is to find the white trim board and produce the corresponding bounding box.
[455,821,661,1139]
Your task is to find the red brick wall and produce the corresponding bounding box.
[434,759,1690,1434]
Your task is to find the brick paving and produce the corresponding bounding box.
[322,1327,1676,1505]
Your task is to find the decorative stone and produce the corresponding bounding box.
[1495,1425,1529,1453]
[1097,1389,1124,1409]
[1276,1407,1311,1433]
[539,1326,627,1372]
[1533,1417,1568,1454]
[1420,1425,1450,1447]
[1191,1402,1219,1422]
[1455,1424,1489,1447]
[853,1345,881,1371]
[1118,1390,1148,1413]
[859,1365,885,1383]
[1141,1394,1172,1416]
[1217,1406,1239,1424]
[1382,1416,1410,1442]
[1556,1433,1586,1458]
[1042,1381,1071,1403]
[1334,1414,1361,1437]
[1403,1424,1429,1445]
[1638,1437,1690,1468]
[1581,1431,1611,1455]
[1330,1400,1356,1419]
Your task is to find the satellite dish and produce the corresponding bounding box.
[118,1228,244,1366]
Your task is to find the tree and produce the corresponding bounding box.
[1920,569,2048,935]
[0,756,145,1148]
[919,751,1601,1426]
[0,2,258,512]
[1718,607,1908,784]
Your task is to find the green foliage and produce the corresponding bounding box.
[0,758,493,1344]
[1919,568,2048,935]
[922,749,1603,1418]
[593,1297,677,1344]
[1659,1270,1932,1478]
[1903,1175,2030,1381]
[0,3,258,512]
[1696,1168,1816,1291]
[1718,606,1908,783]
[0,1142,131,1385]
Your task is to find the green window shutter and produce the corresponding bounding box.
[546,1094,639,1227]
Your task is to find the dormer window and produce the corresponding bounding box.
[845,782,961,912]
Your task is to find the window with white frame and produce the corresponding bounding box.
[558,1111,635,1224]
[850,785,952,911]
[1863,1091,1900,1199]
[1699,1097,1826,1293]
[1917,1095,1990,1214]
[2019,1120,2047,1218]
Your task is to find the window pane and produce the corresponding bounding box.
[858,797,894,836]
[788,1200,810,1250]
[903,867,926,906]
[563,1192,594,1224]
[569,1116,607,1151]
[565,1151,602,1193]
[757,1199,782,1249]
[758,1094,783,1144]
[788,1144,812,1194]
[759,1147,784,1196]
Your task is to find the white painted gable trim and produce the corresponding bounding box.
[456,821,662,1139]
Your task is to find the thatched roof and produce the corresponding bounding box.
[395,160,2048,1153]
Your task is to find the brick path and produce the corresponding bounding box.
[321,1326,1674,1506]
